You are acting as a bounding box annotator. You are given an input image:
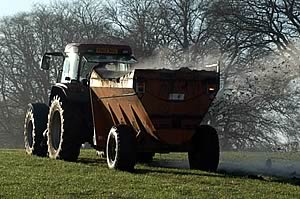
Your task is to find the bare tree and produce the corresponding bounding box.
[204,0,300,150]
[106,0,168,58]
[157,0,215,67]
[0,0,113,147]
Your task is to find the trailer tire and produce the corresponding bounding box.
[188,125,219,172]
[106,125,136,171]
[47,96,82,161]
[137,152,155,163]
[24,103,48,156]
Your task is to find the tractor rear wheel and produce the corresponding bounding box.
[106,125,136,171]
[188,125,219,172]
[47,96,82,161]
[24,103,48,156]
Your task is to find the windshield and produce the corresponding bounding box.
[84,54,136,63]
[79,54,137,80]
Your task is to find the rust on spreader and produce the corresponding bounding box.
[90,67,219,151]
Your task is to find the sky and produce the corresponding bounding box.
[0,0,51,17]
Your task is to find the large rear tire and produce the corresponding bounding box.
[188,125,219,172]
[24,103,48,156]
[106,125,137,171]
[47,96,82,161]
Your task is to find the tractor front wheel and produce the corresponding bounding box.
[47,96,82,161]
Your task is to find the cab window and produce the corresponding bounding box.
[61,53,79,82]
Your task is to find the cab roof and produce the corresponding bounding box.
[64,43,133,55]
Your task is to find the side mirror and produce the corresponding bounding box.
[129,56,138,64]
[40,54,51,70]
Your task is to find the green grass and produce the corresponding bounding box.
[221,151,300,161]
[0,149,299,198]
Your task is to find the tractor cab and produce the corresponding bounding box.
[40,43,137,84]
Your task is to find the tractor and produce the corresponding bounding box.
[24,43,220,171]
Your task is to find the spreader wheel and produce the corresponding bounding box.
[106,125,137,171]
[136,152,155,163]
[188,125,219,172]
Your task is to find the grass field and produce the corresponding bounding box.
[0,149,299,198]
